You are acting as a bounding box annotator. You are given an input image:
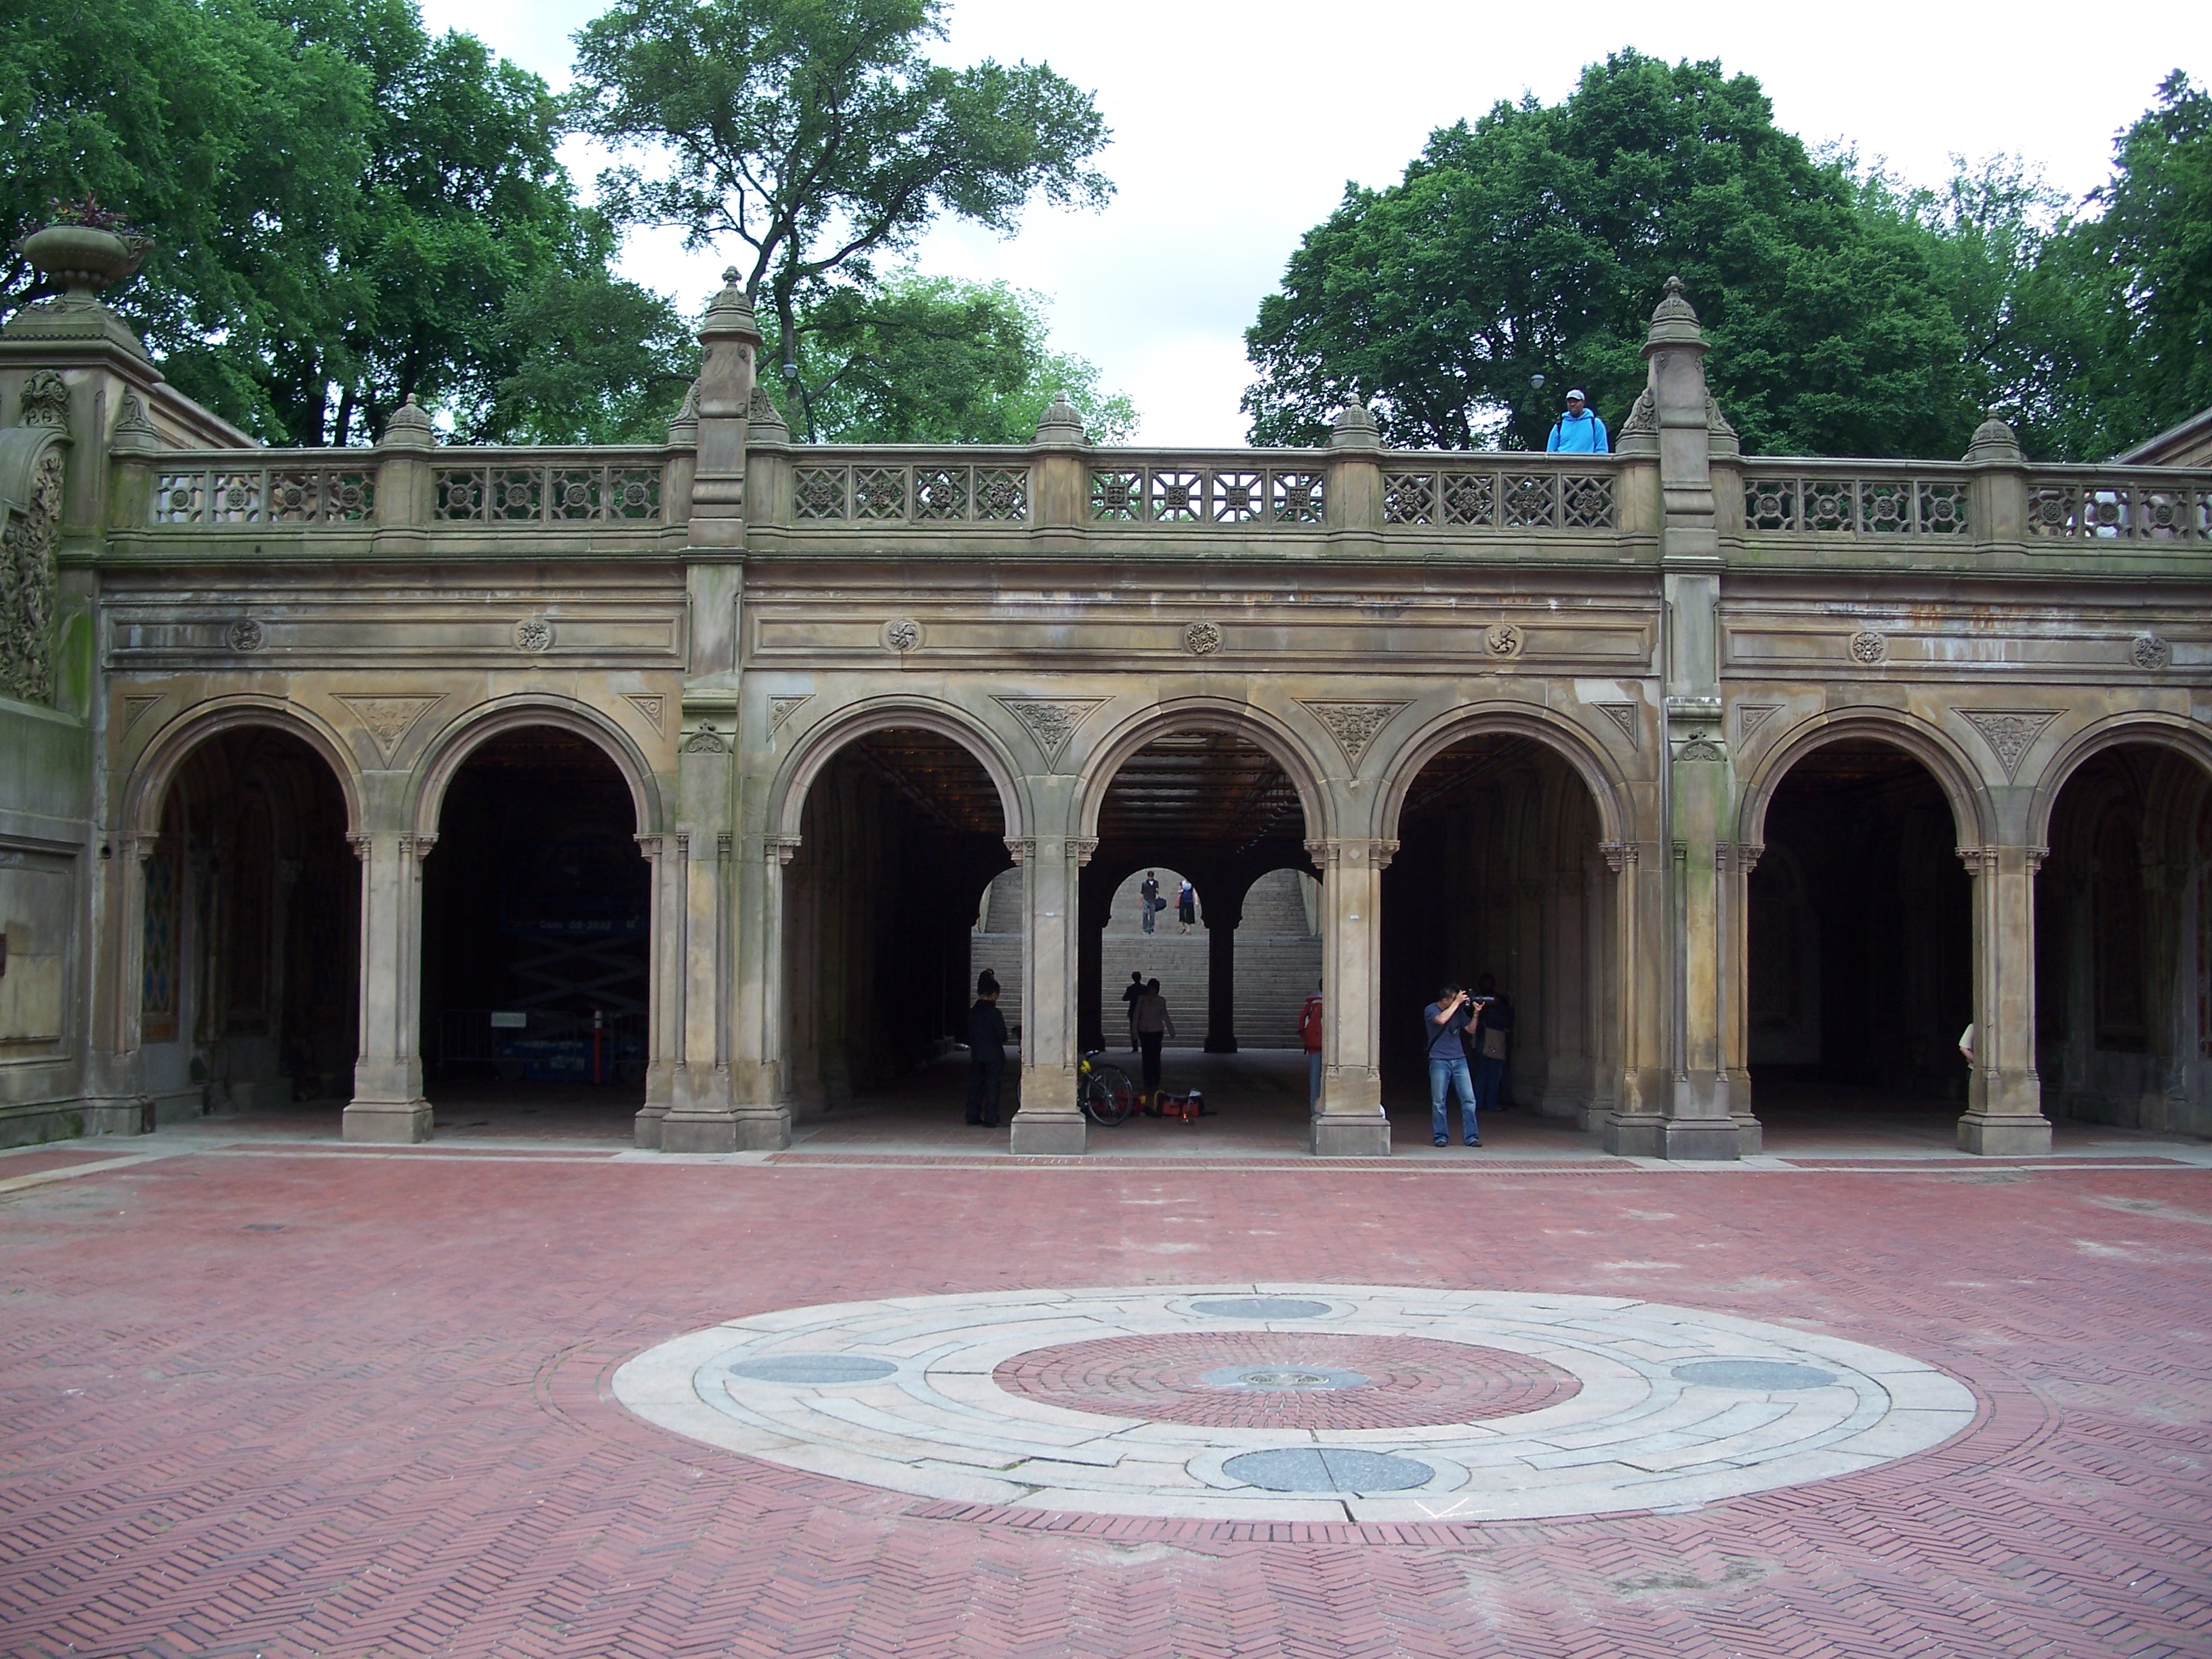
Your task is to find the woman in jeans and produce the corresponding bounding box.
[1132,979,1176,1103]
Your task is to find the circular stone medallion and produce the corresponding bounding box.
[614,1285,1975,1524]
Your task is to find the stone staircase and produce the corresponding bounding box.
[972,869,1320,1050]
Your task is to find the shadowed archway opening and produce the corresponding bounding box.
[1078,732,1313,1130]
[421,728,647,1128]
[1748,740,1969,1137]
[139,726,359,1126]
[2037,741,2212,1136]
[1383,733,1612,1145]
[784,726,1012,1124]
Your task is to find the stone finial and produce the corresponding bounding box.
[378,394,436,450]
[699,266,763,346]
[1643,274,1708,354]
[1033,388,1088,448]
[746,384,790,443]
[111,388,161,453]
[1965,407,2024,464]
[665,380,699,445]
[1328,394,1381,450]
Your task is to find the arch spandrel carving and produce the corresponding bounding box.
[1370,697,1640,848]
[764,695,1031,844]
[1734,705,1995,850]
[406,693,667,838]
[121,695,368,840]
[2022,710,2212,851]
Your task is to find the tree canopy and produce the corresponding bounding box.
[2,0,691,444]
[567,0,1112,434]
[1242,53,2212,462]
[764,270,1132,443]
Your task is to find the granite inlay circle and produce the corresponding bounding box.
[614,1284,1978,1523]
[999,1331,1575,1430]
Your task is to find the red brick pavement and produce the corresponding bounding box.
[996,1332,1578,1430]
[1,1148,2210,1657]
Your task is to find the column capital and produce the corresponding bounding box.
[1303,836,1397,871]
[1599,840,1641,872]
[766,834,802,866]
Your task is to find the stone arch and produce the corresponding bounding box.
[1738,708,1992,850]
[1074,697,1332,844]
[123,695,365,840]
[2025,712,2212,851]
[769,697,1029,844]
[1374,700,1634,847]
[409,695,664,839]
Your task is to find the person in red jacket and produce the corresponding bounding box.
[1298,983,1324,1111]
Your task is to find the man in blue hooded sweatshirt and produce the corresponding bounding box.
[1545,388,1608,453]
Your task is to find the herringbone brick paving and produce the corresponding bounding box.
[1,1145,2209,1656]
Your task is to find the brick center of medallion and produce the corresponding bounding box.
[995,1330,1579,1431]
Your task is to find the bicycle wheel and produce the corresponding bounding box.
[1090,1064,1136,1125]
[1085,1068,1134,1126]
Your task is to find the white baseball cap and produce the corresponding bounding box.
[1566,388,1586,401]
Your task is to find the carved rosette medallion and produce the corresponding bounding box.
[228,619,265,654]
[1183,621,1223,657]
[1482,623,1525,660]
[1959,709,2061,781]
[996,697,1104,767]
[1302,701,1408,766]
[882,617,922,653]
[2132,634,2172,671]
[1847,629,1889,665]
[515,616,554,652]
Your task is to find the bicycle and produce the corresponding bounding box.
[1078,1049,1139,1126]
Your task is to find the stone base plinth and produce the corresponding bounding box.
[1732,1113,1763,1155]
[1311,1113,1391,1158]
[1661,1118,1741,1162]
[1011,1110,1086,1155]
[632,1107,665,1150]
[1602,1111,1664,1157]
[733,1110,791,1151]
[661,1111,736,1154]
[343,1100,432,1144]
[81,1097,152,1137]
[1956,1111,2052,1156]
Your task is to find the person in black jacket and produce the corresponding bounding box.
[965,972,1010,1128]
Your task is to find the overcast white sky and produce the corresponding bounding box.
[420,0,2209,443]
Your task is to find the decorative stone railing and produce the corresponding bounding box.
[1085,454,1326,527]
[1378,460,1616,531]
[1738,460,1973,537]
[790,453,1031,523]
[146,448,672,527]
[2024,470,2211,541]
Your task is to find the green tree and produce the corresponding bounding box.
[1242,50,1977,457]
[567,0,1111,435]
[763,270,1132,443]
[1,0,370,437]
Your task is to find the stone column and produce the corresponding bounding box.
[1536,863,1587,1120]
[344,831,432,1143]
[1602,838,1671,1153]
[1956,844,2052,1154]
[1202,886,1241,1054]
[1010,833,1088,1155]
[1309,836,1393,1156]
[1582,848,1618,1132]
[1719,840,1762,1151]
[1076,860,1111,1052]
[631,832,680,1148]
[83,831,158,1134]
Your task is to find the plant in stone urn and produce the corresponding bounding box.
[11,197,151,301]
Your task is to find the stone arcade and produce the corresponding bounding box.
[2,252,2209,1160]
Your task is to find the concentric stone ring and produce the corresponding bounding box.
[614,1284,1975,1523]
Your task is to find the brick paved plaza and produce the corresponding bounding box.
[5,1088,2212,1658]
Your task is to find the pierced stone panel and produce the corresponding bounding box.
[1382,473,1435,525]
[794,467,846,520]
[1743,472,1976,537]
[1439,472,1495,526]
[1560,474,1614,529]
[2027,480,2209,541]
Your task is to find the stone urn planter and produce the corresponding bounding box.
[12,223,150,295]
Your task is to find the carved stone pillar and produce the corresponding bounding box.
[1309,836,1393,1156]
[1010,834,1088,1155]
[1203,886,1242,1054]
[344,831,432,1144]
[1601,838,1671,1153]
[1536,865,1586,1120]
[1657,695,1739,1160]
[631,832,680,1148]
[1719,841,1763,1152]
[1956,844,2051,1155]
[1582,848,1618,1131]
[84,832,158,1133]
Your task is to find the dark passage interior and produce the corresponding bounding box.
[1748,741,1971,1112]
[783,727,1009,1114]
[1382,733,1610,1122]
[422,728,647,1111]
[1077,731,1311,1058]
[140,726,358,1118]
